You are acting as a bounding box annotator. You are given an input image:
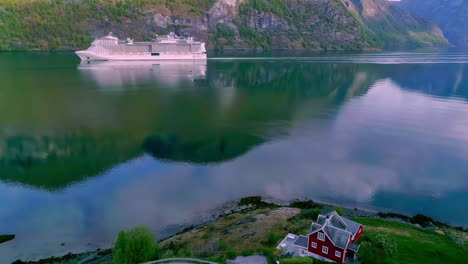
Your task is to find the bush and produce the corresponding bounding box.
[300,209,321,220]
[333,206,344,216]
[263,232,281,246]
[238,196,277,208]
[259,248,277,264]
[375,233,397,256]
[359,233,397,264]
[241,249,256,256]
[163,241,189,256]
[280,257,314,264]
[0,234,15,244]
[289,200,321,209]
[226,250,237,260]
[113,226,161,264]
[239,196,263,206]
[378,212,411,221]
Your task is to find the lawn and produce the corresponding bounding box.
[354,218,468,264]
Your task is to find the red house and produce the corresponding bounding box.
[277,211,363,263]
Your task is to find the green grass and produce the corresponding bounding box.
[281,256,329,264]
[354,218,468,264]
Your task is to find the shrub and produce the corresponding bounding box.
[410,214,451,228]
[280,257,314,264]
[377,212,411,221]
[239,196,263,206]
[259,248,277,264]
[113,226,161,264]
[163,241,189,256]
[226,250,237,260]
[300,208,321,220]
[241,249,256,256]
[0,234,15,244]
[410,214,433,227]
[238,196,277,208]
[374,233,397,256]
[263,232,281,246]
[359,233,397,264]
[289,200,322,209]
[333,206,344,216]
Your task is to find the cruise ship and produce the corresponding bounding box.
[76,32,207,61]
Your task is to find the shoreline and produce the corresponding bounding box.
[8,196,468,264]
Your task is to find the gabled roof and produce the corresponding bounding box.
[323,225,351,249]
[341,216,361,236]
[317,215,327,225]
[310,223,322,233]
[308,210,362,249]
[324,211,347,229]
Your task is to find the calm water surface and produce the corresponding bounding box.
[1,52,468,262]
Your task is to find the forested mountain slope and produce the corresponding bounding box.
[0,0,448,50]
[398,0,468,48]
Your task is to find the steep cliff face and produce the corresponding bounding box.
[0,0,448,51]
[398,0,468,48]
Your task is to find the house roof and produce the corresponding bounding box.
[293,235,308,248]
[308,210,362,249]
[349,242,360,252]
[310,223,322,233]
[277,233,300,253]
[323,225,351,249]
[342,216,361,235]
[317,215,327,225]
[325,211,347,230]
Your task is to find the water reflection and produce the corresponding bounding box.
[78,60,207,89]
[1,59,370,190]
[1,53,468,263]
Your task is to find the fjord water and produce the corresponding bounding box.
[1,52,468,262]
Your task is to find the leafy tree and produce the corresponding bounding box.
[113,226,161,264]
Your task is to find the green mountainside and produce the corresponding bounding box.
[0,0,448,51]
[397,0,468,48]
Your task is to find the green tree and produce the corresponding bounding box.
[113,226,161,264]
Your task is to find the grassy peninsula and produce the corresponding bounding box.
[13,197,468,264]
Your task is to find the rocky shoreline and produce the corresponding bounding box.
[8,196,467,264]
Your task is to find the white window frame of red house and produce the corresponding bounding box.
[318,232,325,241]
[311,242,317,248]
[335,250,341,257]
[322,246,328,254]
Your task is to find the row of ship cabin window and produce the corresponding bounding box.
[311,242,341,257]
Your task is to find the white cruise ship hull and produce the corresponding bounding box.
[75,51,207,61]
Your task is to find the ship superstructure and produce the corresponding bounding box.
[76,32,207,61]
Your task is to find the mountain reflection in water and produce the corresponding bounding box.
[0,52,467,263]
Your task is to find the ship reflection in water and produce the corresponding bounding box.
[78,60,207,88]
